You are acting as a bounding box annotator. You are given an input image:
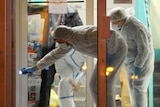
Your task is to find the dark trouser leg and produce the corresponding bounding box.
[38,64,56,107]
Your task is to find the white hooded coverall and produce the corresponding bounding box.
[55,49,84,107]
[117,16,154,107]
[36,25,128,107]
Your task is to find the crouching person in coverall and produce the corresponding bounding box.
[19,25,127,107]
[55,49,84,107]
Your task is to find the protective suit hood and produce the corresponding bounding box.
[53,25,73,40]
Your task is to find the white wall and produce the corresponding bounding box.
[150,0,160,48]
[107,0,135,12]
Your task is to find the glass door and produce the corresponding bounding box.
[16,0,97,107]
[27,0,89,107]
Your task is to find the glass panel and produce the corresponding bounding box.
[27,1,88,107]
[149,1,160,107]
[27,1,44,106]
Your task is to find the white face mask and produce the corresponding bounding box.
[112,24,122,30]
[59,43,71,50]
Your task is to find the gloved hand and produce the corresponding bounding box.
[69,79,81,92]
[43,67,49,70]
[19,66,35,75]
[134,66,141,76]
[33,42,42,50]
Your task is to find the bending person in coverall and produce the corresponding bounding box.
[108,7,154,107]
[19,25,127,107]
[55,49,84,107]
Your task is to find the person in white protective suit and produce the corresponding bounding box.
[55,48,84,107]
[19,25,128,107]
[108,7,154,107]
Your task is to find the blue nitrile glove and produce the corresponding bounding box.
[107,53,115,66]
[44,67,49,70]
[134,66,141,76]
[33,42,42,50]
[19,66,35,75]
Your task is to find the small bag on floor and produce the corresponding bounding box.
[49,89,60,107]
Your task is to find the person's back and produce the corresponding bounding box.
[53,25,97,57]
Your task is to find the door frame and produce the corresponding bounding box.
[5,0,16,107]
[15,0,28,107]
